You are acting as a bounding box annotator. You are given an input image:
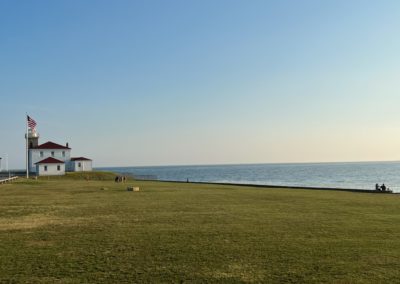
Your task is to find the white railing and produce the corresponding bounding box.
[0,176,18,184]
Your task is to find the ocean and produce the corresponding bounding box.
[99,162,400,193]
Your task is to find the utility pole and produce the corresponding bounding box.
[5,154,10,178]
[26,115,29,179]
[0,157,2,172]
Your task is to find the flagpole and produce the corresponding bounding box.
[26,114,29,179]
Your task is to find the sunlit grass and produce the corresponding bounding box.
[0,174,399,283]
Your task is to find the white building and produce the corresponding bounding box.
[27,129,93,176]
[67,157,93,172]
[28,141,71,173]
[35,157,66,176]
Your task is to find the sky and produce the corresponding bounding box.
[1,0,400,168]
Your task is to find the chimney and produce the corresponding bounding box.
[66,142,69,148]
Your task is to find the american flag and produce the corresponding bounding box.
[27,115,37,129]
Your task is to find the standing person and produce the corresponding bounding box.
[375,183,380,191]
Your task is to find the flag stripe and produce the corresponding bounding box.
[27,116,37,129]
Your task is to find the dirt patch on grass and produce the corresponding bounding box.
[205,263,265,283]
[0,213,87,231]
[26,239,55,247]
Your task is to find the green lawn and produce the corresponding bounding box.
[0,174,399,283]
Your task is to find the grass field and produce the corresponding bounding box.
[1,173,399,283]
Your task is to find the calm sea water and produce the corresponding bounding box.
[99,162,400,193]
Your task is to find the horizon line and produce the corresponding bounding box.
[96,159,400,169]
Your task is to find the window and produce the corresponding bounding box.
[78,162,81,168]
[62,151,65,157]
[44,165,48,171]
[51,151,55,157]
[57,165,61,171]
[40,152,44,157]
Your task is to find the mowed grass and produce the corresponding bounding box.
[0,174,400,283]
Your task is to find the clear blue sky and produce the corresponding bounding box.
[1,0,400,168]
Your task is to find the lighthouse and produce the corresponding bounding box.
[25,128,40,176]
[25,116,93,176]
[26,128,39,149]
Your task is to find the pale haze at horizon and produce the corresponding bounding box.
[1,0,400,169]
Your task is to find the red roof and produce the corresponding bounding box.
[71,157,92,161]
[35,157,65,164]
[35,141,71,149]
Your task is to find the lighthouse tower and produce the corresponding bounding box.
[25,128,40,174]
[26,128,39,149]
